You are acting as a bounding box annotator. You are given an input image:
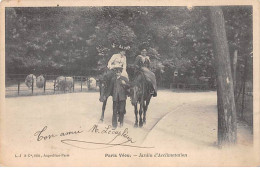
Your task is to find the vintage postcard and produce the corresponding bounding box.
[0,0,259,167]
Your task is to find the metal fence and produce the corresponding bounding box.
[5,74,99,97]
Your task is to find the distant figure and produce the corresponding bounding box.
[199,76,209,82]
[25,74,36,89]
[55,76,73,91]
[36,75,45,88]
[88,77,97,90]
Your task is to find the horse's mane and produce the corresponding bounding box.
[130,72,151,100]
[131,73,145,87]
[97,69,110,83]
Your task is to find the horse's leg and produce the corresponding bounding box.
[143,101,146,125]
[143,95,151,124]
[134,104,138,127]
[139,101,144,127]
[99,98,107,122]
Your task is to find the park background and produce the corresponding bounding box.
[5,6,253,126]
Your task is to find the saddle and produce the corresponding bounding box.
[133,69,156,97]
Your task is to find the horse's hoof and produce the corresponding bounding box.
[134,123,138,128]
[99,119,103,123]
[139,121,143,127]
[143,121,146,125]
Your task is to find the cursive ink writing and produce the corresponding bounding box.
[34,126,83,141]
[34,125,154,149]
[60,130,83,136]
[89,124,135,143]
[34,126,58,141]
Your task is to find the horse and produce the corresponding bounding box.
[97,77,107,122]
[97,69,113,122]
[130,72,152,127]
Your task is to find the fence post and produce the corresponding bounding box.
[241,82,246,119]
[81,77,83,92]
[31,75,34,95]
[64,77,66,93]
[44,78,46,93]
[73,77,75,92]
[18,79,20,96]
[54,79,56,93]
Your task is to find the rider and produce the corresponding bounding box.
[102,45,130,101]
[134,48,157,97]
[107,46,129,79]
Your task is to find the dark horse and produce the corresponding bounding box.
[97,70,111,122]
[130,72,152,127]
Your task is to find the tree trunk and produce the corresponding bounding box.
[241,54,248,120]
[233,50,238,94]
[209,7,237,146]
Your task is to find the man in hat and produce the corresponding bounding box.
[110,64,130,129]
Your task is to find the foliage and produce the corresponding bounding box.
[5,6,252,87]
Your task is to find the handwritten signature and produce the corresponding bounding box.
[34,125,154,150]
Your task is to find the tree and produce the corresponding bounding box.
[209,7,237,146]
[5,6,252,88]
[223,6,253,119]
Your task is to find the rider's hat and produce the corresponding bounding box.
[118,45,130,50]
[112,43,130,51]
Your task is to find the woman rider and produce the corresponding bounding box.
[134,48,157,97]
[101,45,130,101]
[107,45,129,79]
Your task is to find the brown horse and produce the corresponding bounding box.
[130,72,152,127]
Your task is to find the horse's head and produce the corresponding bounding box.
[130,84,139,105]
[97,78,107,102]
[130,74,143,105]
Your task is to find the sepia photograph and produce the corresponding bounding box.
[0,0,259,167]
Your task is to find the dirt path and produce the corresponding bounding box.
[1,90,255,166]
